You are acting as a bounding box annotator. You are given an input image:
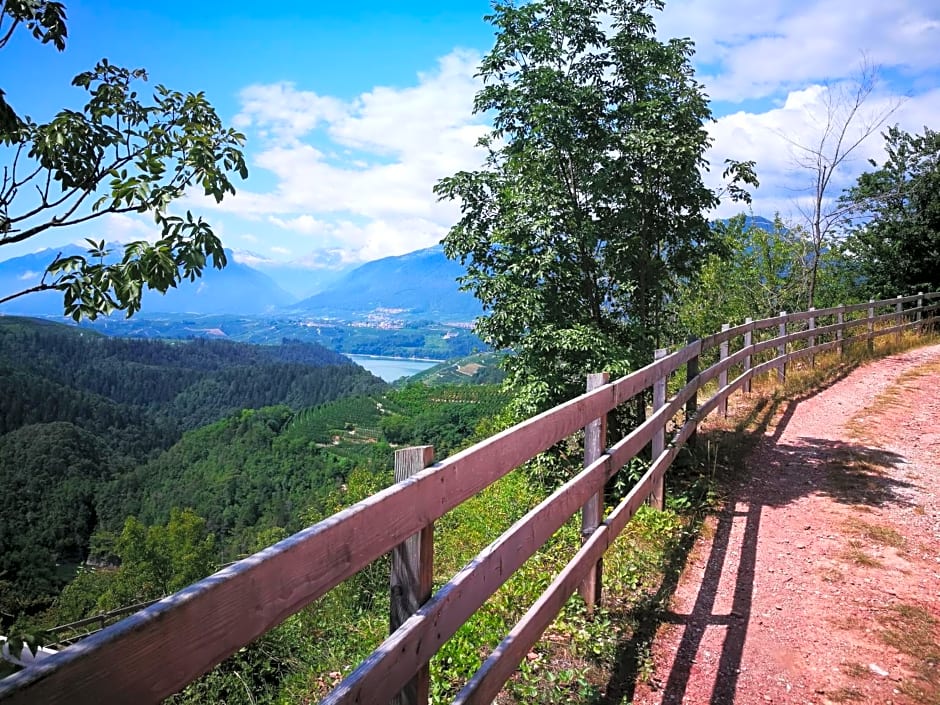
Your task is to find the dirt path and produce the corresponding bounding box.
[632,344,940,705]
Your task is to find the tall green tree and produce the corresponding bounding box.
[0,1,247,320]
[435,0,755,418]
[842,125,940,297]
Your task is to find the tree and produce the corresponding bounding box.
[0,1,247,320]
[677,215,807,336]
[100,508,217,609]
[435,0,755,418]
[842,125,940,297]
[777,59,900,307]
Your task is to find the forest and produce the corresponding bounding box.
[0,317,391,613]
[0,316,508,630]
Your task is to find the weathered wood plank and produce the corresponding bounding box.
[321,451,619,705]
[453,416,700,705]
[580,372,609,612]
[608,340,699,407]
[686,337,700,448]
[718,324,730,417]
[390,446,435,705]
[700,318,755,352]
[696,340,752,388]
[743,318,753,394]
[650,350,668,510]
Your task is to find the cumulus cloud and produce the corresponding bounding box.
[206,4,939,263]
[707,84,940,220]
[214,49,488,262]
[658,0,940,102]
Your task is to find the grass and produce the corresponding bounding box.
[841,540,883,568]
[879,603,940,704]
[828,685,866,702]
[842,517,905,548]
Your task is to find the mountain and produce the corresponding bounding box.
[0,245,297,317]
[232,248,355,299]
[742,215,776,232]
[0,246,83,316]
[292,245,481,321]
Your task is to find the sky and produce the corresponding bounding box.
[4,0,939,271]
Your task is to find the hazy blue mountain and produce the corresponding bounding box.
[0,245,297,317]
[0,245,86,316]
[292,245,482,321]
[232,248,354,299]
[143,254,296,314]
[741,215,776,232]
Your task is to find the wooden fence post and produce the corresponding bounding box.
[777,312,787,384]
[650,349,668,510]
[896,295,903,344]
[718,324,730,416]
[837,305,844,357]
[579,372,609,615]
[917,292,924,331]
[686,336,699,449]
[743,317,753,394]
[808,307,816,367]
[867,299,875,353]
[391,445,435,705]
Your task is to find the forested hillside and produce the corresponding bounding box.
[0,317,387,612]
[0,314,506,642]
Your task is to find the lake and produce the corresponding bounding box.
[346,354,440,382]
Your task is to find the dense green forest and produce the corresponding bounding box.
[0,317,389,612]
[0,315,507,629]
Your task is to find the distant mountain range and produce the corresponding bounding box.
[0,245,296,317]
[292,245,481,321]
[0,243,479,322]
[0,219,776,322]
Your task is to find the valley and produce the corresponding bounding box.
[0,316,507,678]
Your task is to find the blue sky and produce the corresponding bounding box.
[4,0,939,271]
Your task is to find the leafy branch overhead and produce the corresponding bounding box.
[0,1,247,320]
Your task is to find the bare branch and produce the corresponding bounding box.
[771,57,904,305]
[0,282,58,306]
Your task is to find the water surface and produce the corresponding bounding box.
[346,354,439,382]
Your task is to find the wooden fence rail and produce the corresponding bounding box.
[1,293,938,705]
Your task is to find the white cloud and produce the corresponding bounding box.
[233,84,345,143]
[98,212,159,245]
[17,270,40,281]
[707,84,940,221]
[210,50,487,263]
[658,0,940,102]
[202,6,939,265]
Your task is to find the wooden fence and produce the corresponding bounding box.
[1,292,938,705]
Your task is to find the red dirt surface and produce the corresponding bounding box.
[632,343,940,705]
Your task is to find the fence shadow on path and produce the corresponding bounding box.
[600,362,915,705]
